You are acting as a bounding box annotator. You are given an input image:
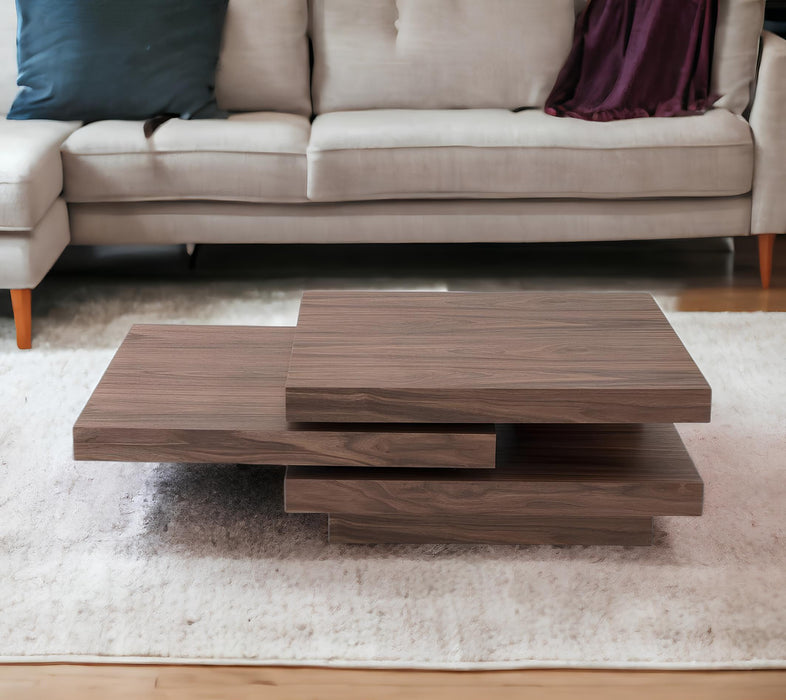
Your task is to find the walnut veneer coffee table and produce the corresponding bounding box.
[75,291,709,546]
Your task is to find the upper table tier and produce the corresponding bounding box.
[285,291,712,424]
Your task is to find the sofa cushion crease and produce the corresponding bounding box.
[307,109,754,202]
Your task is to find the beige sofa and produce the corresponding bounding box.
[0,0,782,348]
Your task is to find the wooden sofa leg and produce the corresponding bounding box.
[758,234,776,290]
[10,289,32,350]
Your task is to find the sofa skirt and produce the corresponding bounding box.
[68,196,753,246]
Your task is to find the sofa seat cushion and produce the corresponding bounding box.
[62,113,310,204]
[307,108,753,202]
[0,120,81,230]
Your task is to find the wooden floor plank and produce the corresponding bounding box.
[1,665,783,700]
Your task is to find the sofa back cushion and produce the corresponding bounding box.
[712,0,766,113]
[0,0,312,117]
[0,0,17,115]
[310,0,576,113]
[0,0,762,118]
[216,0,311,115]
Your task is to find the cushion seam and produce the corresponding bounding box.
[307,142,752,154]
[64,194,310,204]
[62,149,308,157]
[307,188,753,200]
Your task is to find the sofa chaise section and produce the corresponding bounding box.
[0,120,79,348]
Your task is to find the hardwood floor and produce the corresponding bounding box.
[1,665,784,700]
[2,236,784,331]
[1,235,783,697]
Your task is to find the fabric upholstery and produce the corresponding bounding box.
[0,0,16,116]
[572,0,765,114]
[310,0,576,113]
[0,119,81,230]
[0,0,312,117]
[62,113,310,204]
[307,109,753,201]
[576,0,766,114]
[8,0,228,122]
[0,198,69,289]
[712,0,766,113]
[547,0,718,120]
[750,31,786,235]
[0,0,765,118]
[216,0,311,115]
[68,197,752,245]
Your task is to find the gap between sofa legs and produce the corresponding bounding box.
[10,288,32,350]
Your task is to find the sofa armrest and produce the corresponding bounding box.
[0,119,80,231]
[750,31,786,236]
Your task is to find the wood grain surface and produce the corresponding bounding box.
[10,288,32,350]
[2,665,784,700]
[73,325,495,468]
[285,291,712,424]
[329,514,654,545]
[285,424,704,518]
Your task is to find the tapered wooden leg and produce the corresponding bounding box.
[758,234,776,290]
[10,289,32,350]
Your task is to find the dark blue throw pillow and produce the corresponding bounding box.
[8,0,229,122]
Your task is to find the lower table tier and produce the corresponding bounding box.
[329,515,655,546]
[286,423,703,545]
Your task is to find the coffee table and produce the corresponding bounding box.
[74,291,709,546]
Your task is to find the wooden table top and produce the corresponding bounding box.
[73,325,495,468]
[285,291,712,424]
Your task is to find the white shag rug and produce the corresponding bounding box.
[0,280,785,669]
